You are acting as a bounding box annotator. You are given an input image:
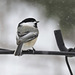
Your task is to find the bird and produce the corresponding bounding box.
[14,18,39,56]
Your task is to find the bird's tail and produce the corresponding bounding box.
[14,43,23,56]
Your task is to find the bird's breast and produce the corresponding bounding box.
[23,38,37,49]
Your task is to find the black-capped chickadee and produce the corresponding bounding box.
[14,18,39,56]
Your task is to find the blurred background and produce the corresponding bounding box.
[0,0,75,75]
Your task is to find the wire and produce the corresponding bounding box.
[65,56,73,75]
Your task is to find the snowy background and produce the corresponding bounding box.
[0,0,75,75]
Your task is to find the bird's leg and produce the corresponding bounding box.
[32,47,36,53]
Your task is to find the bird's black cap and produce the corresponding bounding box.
[21,18,36,23]
[18,18,39,28]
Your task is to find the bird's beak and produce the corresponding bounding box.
[36,21,39,23]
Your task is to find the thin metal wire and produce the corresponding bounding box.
[0,48,75,56]
[65,56,73,75]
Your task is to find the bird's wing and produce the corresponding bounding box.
[21,31,38,42]
[18,31,30,37]
[17,31,38,44]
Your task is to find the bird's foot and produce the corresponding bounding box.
[32,47,36,54]
[26,48,36,54]
[27,49,32,51]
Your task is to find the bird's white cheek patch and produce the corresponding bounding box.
[20,22,34,27]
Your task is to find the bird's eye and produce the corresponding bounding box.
[34,23,37,28]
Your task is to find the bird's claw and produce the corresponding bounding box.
[32,47,36,54]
